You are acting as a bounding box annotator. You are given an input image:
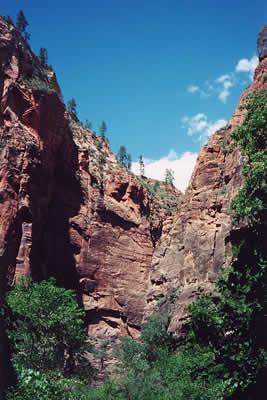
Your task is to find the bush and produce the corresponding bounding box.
[6,277,94,379]
[6,369,69,400]
[184,90,267,398]
[111,316,230,399]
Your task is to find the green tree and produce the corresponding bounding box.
[99,121,107,139]
[127,153,132,170]
[164,168,174,185]
[140,315,174,363]
[111,314,226,399]
[6,277,93,379]
[24,32,31,42]
[68,98,77,116]
[16,10,28,33]
[39,47,48,66]
[117,145,131,169]
[85,120,92,130]
[138,155,145,176]
[16,10,30,41]
[117,145,127,165]
[6,370,69,400]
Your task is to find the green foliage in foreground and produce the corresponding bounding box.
[5,278,95,399]
[6,277,93,377]
[88,317,232,400]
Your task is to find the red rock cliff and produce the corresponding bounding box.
[0,16,181,338]
[1,16,266,341]
[144,28,267,333]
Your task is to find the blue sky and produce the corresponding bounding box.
[1,1,266,190]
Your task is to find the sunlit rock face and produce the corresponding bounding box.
[144,27,267,335]
[0,14,266,343]
[0,15,152,337]
[258,25,267,61]
[0,15,181,338]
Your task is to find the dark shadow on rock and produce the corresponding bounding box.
[28,133,83,292]
[98,209,137,230]
[85,309,122,331]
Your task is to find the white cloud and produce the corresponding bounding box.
[218,89,230,103]
[182,113,227,143]
[183,113,208,136]
[216,74,231,83]
[131,150,198,192]
[189,74,234,104]
[218,82,233,103]
[216,74,233,103]
[187,83,211,98]
[187,85,200,93]
[235,55,258,79]
[187,54,258,102]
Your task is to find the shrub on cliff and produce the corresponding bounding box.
[39,47,48,66]
[164,168,174,185]
[16,10,28,34]
[230,90,267,224]
[99,121,107,139]
[184,90,267,399]
[138,155,145,176]
[68,98,77,116]
[16,10,30,41]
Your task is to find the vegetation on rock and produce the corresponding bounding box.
[86,90,266,400]
[99,121,107,138]
[68,98,78,116]
[183,90,267,399]
[230,90,266,224]
[117,145,132,170]
[165,168,175,185]
[16,10,28,35]
[138,155,145,176]
[38,48,48,67]
[1,13,266,398]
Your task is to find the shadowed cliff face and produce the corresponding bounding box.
[0,17,82,294]
[0,16,181,339]
[144,28,267,334]
[0,16,266,342]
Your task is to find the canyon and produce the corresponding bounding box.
[0,15,266,345]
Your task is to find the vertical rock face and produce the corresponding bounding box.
[0,16,266,340]
[0,16,181,337]
[0,17,73,292]
[145,27,267,333]
[258,25,267,61]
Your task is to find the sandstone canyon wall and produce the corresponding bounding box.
[0,15,181,339]
[0,16,266,342]
[145,26,267,333]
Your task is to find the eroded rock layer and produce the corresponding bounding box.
[0,16,181,338]
[1,16,266,340]
[145,37,267,333]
